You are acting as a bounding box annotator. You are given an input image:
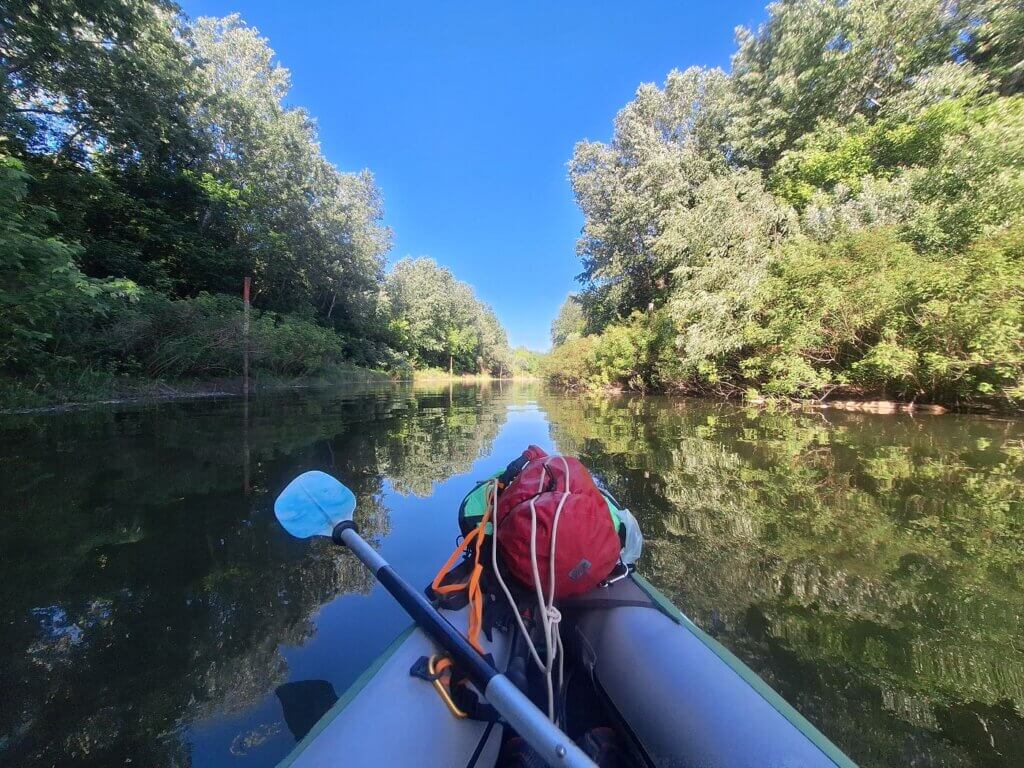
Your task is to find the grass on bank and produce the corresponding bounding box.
[0,290,540,411]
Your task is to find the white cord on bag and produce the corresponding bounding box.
[490,457,570,723]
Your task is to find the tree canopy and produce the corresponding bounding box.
[549,0,1024,408]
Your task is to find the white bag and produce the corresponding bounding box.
[617,506,644,565]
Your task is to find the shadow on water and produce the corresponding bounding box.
[0,382,1021,767]
[274,681,337,742]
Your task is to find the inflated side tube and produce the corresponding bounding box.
[572,578,856,768]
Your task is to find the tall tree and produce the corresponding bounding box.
[729,0,963,168]
[1,0,202,165]
[569,67,732,324]
[554,0,1023,406]
[960,0,1024,95]
[189,15,391,320]
[551,295,585,346]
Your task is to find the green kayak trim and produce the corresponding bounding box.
[632,573,857,768]
[277,623,417,768]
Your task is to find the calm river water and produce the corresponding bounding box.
[1,383,1021,767]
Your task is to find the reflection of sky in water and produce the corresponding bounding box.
[32,606,85,645]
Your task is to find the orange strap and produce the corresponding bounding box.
[431,481,496,654]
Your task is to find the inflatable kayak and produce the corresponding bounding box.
[276,568,855,768]
[272,462,857,768]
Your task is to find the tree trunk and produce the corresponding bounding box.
[449,354,453,379]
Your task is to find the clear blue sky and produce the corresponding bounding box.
[180,1,767,350]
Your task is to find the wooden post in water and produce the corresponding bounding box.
[243,276,251,396]
[449,353,453,379]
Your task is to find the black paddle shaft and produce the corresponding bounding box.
[332,521,497,691]
[329,520,595,768]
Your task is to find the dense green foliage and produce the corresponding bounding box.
[385,257,509,374]
[509,346,543,376]
[0,3,510,404]
[548,0,1024,408]
[550,294,586,346]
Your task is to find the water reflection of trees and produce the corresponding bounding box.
[541,393,1024,768]
[0,384,508,767]
[380,384,509,496]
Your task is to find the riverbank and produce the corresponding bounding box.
[0,365,393,413]
[545,377,1023,415]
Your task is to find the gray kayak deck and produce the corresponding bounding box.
[278,606,508,768]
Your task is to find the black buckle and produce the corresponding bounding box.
[409,655,444,682]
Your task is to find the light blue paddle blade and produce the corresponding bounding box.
[274,471,356,539]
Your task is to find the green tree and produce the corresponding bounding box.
[385,257,510,374]
[510,346,543,376]
[960,0,1024,95]
[188,15,391,322]
[551,295,585,346]
[0,154,85,370]
[747,226,1024,403]
[551,0,1024,409]
[0,4,515,401]
[661,170,795,385]
[729,0,967,167]
[569,67,732,323]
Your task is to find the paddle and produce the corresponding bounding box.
[274,471,595,768]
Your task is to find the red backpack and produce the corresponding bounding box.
[495,446,621,598]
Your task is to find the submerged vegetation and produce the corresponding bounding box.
[1,4,514,406]
[546,0,1024,409]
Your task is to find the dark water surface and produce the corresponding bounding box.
[1,383,1022,767]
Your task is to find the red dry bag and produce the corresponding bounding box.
[495,446,620,598]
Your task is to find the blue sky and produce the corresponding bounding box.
[180,1,767,350]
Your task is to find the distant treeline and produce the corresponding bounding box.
[546,0,1024,408]
[1,3,515,404]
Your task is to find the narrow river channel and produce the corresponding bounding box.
[1,382,1021,767]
